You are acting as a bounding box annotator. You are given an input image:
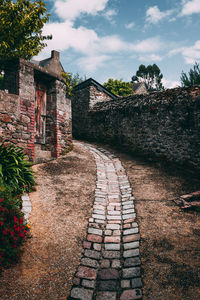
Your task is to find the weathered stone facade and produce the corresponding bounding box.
[0,51,72,161]
[72,82,200,173]
[72,78,116,138]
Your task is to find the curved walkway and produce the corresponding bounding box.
[69,142,142,300]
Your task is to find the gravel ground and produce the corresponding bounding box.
[0,143,96,299]
[0,141,199,300]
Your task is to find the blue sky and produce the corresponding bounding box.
[36,0,200,88]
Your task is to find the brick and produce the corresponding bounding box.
[124,223,131,229]
[71,287,93,300]
[81,257,99,268]
[120,289,142,300]
[124,257,141,267]
[96,291,117,300]
[95,219,105,224]
[107,215,121,220]
[85,249,101,259]
[98,268,119,280]
[99,280,118,291]
[104,236,120,243]
[123,204,134,210]
[111,259,121,268]
[92,214,105,220]
[123,267,141,278]
[113,230,121,236]
[87,234,102,243]
[123,209,135,214]
[108,220,121,224]
[82,279,95,289]
[93,209,105,215]
[77,266,97,280]
[103,251,120,259]
[105,243,120,250]
[123,228,139,235]
[93,243,102,251]
[123,241,139,250]
[123,213,136,220]
[121,280,131,288]
[123,234,140,243]
[108,210,120,215]
[123,249,139,258]
[124,218,136,224]
[105,229,112,236]
[100,259,110,268]
[131,277,142,288]
[88,228,103,236]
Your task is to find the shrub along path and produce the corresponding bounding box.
[0,141,199,299]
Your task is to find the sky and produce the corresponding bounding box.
[36,0,200,88]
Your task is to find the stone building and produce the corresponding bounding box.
[72,78,117,139]
[0,50,72,162]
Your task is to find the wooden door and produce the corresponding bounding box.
[35,83,47,144]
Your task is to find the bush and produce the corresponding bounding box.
[0,195,30,270]
[0,143,35,196]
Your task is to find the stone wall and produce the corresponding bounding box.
[0,56,72,161]
[0,91,35,159]
[72,85,200,172]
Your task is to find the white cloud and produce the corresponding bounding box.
[104,9,117,23]
[77,55,110,72]
[162,78,180,89]
[138,54,163,62]
[54,0,108,21]
[181,0,200,16]
[146,6,174,24]
[131,37,162,53]
[169,40,200,64]
[40,21,99,55]
[125,22,135,30]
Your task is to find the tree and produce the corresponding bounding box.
[62,71,86,98]
[180,62,200,87]
[103,78,134,97]
[132,64,164,91]
[0,0,52,60]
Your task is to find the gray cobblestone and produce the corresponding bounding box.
[106,224,120,230]
[123,228,139,235]
[88,228,103,236]
[123,241,139,250]
[85,250,101,259]
[123,249,140,258]
[122,213,136,220]
[81,257,99,268]
[123,267,141,278]
[105,243,120,250]
[71,287,93,300]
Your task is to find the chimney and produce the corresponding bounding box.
[51,50,60,61]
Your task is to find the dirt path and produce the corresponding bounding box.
[0,141,199,299]
[100,143,200,300]
[0,143,96,299]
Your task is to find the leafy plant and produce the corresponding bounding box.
[132,64,164,91]
[103,78,134,96]
[0,0,52,60]
[0,143,35,196]
[180,62,200,86]
[0,195,30,270]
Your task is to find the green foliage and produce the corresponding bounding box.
[0,143,35,196]
[132,64,164,91]
[103,78,134,96]
[180,62,200,87]
[0,194,30,270]
[0,0,52,60]
[62,71,86,98]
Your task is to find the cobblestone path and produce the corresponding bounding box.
[69,143,142,300]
